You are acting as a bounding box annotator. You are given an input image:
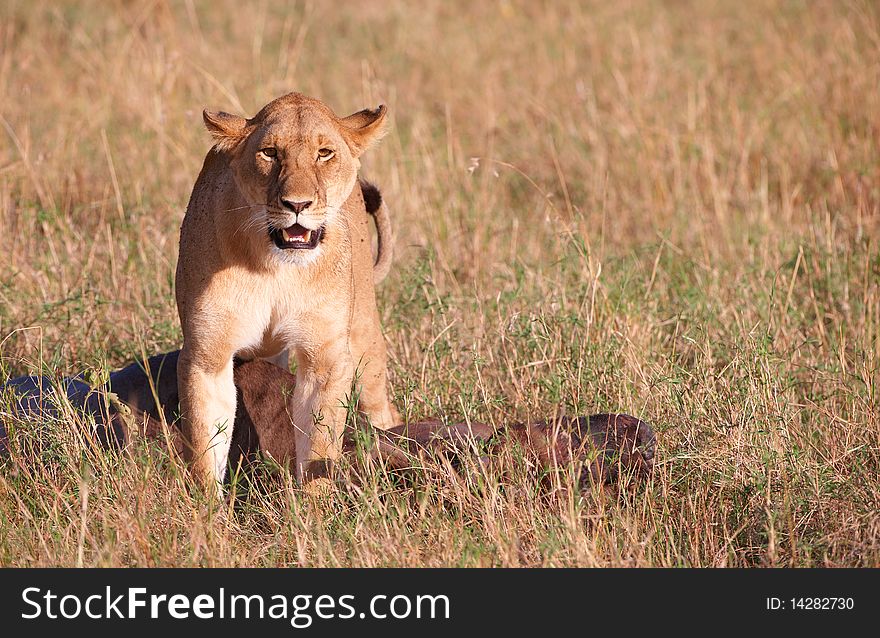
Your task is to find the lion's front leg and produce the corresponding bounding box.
[177,349,237,492]
[348,310,400,431]
[291,341,355,487]
[356,364,399,430]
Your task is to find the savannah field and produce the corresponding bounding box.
[0,0,878,567]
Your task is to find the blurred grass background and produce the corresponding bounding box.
[0,0,878,566]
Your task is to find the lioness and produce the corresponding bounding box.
[175,92,398,490]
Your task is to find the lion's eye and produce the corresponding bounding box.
[259,148,277,159]
[317,148,334,161]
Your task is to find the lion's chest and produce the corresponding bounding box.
[235,282,351,361]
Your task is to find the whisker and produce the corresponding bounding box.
[220,204,259,214]
[233,213,272,239]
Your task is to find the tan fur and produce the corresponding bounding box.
[175,92,398,489]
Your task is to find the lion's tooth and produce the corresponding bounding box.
[304,230,312,242]
[281,228,292,242]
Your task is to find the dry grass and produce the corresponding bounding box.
[1,0,878,566]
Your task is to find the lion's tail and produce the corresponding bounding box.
[360,180,393,284]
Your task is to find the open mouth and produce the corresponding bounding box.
[269,223,325,250]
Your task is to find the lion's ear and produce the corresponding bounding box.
[203,110,247,150]
[340,105,388,157]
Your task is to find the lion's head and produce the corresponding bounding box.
[202,92,387,264]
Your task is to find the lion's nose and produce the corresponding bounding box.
[281,199,313,214]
